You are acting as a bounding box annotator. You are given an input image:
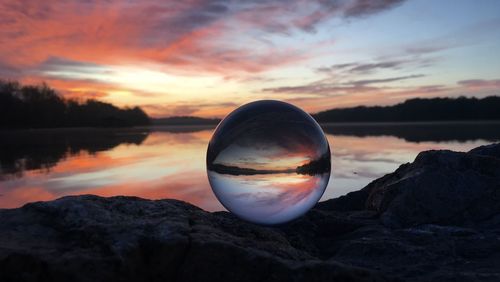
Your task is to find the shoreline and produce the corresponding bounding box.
[1,120,500,132]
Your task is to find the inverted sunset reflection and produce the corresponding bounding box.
[208,172,327,224]
[207,101,331,224]
[0,128,223,211]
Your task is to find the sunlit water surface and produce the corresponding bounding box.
[1,122,499,210]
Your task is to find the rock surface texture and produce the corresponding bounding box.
[1,143,499,282]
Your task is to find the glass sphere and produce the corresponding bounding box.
[206,100,331,225]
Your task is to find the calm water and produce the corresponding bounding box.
[1,122,499,211]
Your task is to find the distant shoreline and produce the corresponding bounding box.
[3,83,499,129]
[2,120,500,132]
[149,120,500,127]
[318,120,500,126]
[4,120,497,144]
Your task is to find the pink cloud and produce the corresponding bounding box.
[0,0,406,78]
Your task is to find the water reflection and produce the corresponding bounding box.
[0,128,149,179]
[0,128,222,210]
[0,122,499,211]
[322,121,500,142]
[208,172,327,224]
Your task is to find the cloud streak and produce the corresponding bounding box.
[264,74,425,95]
[458,79,500,89]
[0,0,407,78]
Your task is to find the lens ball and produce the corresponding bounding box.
[207,100,331,225]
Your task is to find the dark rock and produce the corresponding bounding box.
[469,142,500,159]
[0,196,387,282]
[1,143,500,282]
[367,147,500,228]
[320,143,500,228]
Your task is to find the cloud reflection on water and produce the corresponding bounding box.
[208,172,327,224]
[0,122,499,211]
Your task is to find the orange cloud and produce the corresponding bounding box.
[0,0,323,79]
[0,0,409,77]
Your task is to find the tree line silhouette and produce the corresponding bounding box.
[208,152,331,176]
[0,81,150,128]
[295,152,330,175]
[313,96,500,123]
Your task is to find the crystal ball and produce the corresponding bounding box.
[206,100,331,225]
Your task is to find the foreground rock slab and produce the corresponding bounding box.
[1,143,499,282]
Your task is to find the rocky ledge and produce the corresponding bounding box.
[1,144,500,282]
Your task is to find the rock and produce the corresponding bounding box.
[368,145,500,228]
[0,196,387,282]
[1,143,500,282]
[320,143,500,228]
[469,143,500,159]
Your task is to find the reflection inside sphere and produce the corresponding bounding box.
[206,100,331,225]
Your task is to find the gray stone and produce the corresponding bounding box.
[367,146,500,228]
[0,196,387,282]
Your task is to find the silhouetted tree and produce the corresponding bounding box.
[313,96,500,122]
[296,153,331,175]
[0,80,151,128]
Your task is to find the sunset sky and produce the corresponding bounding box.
[1,0,499,118]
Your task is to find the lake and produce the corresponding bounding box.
[1,122,499,210]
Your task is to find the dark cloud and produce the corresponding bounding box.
[316,63,358,73]
[1,0,54,20]
[0,62,21,78]
[405,45,449,55]
[350,61,406,73]
[342,0,406,18]
[285,0,407,31]
[457,79,500,88]
[38,57,104,73]
[350,74,425,85]
[263,84,375,95]
[263,74,423,95]
[317,60,408,74]
[32,57,111,86]
[147,1,231,44]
